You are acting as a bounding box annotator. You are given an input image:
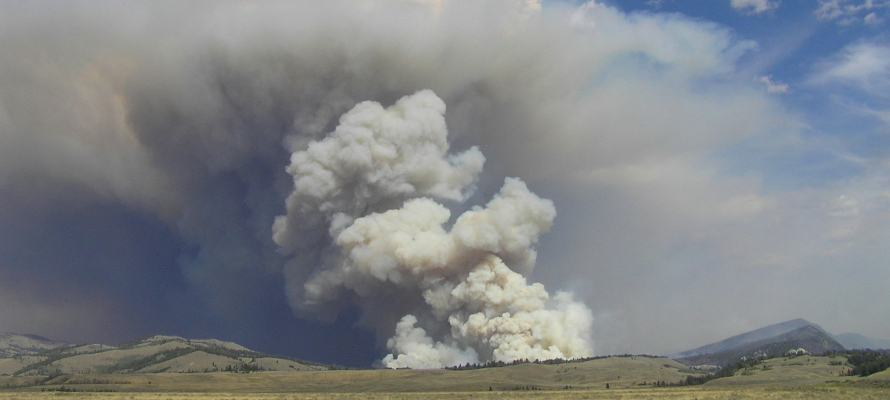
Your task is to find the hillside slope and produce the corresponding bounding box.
[1,334,327,376]
[0,333,66,358]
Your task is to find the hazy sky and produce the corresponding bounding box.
[0,0,888,367]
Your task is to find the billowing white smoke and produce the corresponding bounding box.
[273,90,593,368]
[272,90,484,254]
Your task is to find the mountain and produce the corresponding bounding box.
[670,318,890,368]
[834,333,890,350]
[0,334,330,376]
[672,321,846,368]
[669,318,818,359]
[0,332,67,358]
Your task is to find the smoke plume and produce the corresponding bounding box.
[4,0,842,363]
[273,90,593,368]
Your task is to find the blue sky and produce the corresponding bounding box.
[598,0,890,189]
[0,0,888,366]
[530,0,890,352]
[541,0,890,354]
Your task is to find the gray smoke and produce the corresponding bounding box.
[3,0,592,349]
[2,0,805,361]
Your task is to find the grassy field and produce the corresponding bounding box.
[0,355,886,399]
[0,386,888,400]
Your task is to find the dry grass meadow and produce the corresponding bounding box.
[0,355,887,399]
[0,386,888,400]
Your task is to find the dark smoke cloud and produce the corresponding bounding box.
[2,0,582,364]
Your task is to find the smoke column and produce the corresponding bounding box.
[273,90,593,368]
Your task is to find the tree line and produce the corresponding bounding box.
[842,350,890,377]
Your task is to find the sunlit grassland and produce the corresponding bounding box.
[0,355,887,399]
[0,386,888,400]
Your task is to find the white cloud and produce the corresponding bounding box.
[810,40,890,128]
[816,0,844,19]
[815,41,890,87]
[864,11,882,23]
[731,0,779,14]
[756,75,791,93]
[815,0,890,24]
[825,195,860,218]
[646,0,666,9]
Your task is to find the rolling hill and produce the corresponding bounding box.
[0,334,327,376]
[0,333,66,358]
[5,318,888,379]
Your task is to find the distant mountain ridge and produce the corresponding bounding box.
[674,325,844,368]
[670,319,889,368]
[6,321,887,376]
[669,318,819,359]
[0,334,330,376]
[834,333,890,350]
